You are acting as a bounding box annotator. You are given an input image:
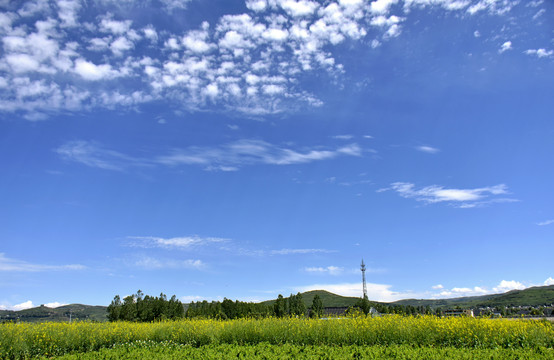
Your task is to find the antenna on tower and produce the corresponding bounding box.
[361,259,368,300]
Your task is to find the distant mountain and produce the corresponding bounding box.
[261,290,362,308]
[2,285,553,323]
[392,285,554,309]
[0,304,107,323]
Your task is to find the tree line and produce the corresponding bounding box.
[107,291,445,322]
[187,293,325,319]
[107,290,184,322]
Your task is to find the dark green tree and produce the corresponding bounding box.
[107,295,122,321]
[274,294,286,317]
[310,294,323,318]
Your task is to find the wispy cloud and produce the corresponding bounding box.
[127,236,229,249]
[304,266,344,275]
[157,140,362,168]
[536,219,554,226]
[271,248,336,255]
[56,141,150,171]
[332,135,354,140]
[133,256,204,270]
[415,145,440,154]
[56,140,362,172]
[382,182,516,208]
[524,48,553,58]
[0,253,85,272]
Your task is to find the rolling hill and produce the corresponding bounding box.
[392,285,554,309]
[0,304,107,323]
[2,285,553,323]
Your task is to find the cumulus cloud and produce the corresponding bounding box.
[0,253,85,272]
[0,0,531,119]
[544,277,554,286]
[382,182,515,208]
[493,280,525,293]
[499,41,512,53]
[13,301,35,311]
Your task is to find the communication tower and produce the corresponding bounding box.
[361,259,368,299]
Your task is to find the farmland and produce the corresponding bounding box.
[1,315,553,359]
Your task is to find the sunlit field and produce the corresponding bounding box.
[1,315,553,359]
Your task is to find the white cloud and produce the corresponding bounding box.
[431,279,549,299]
[110,36,134,56]
[56,140,147,171]
[295,282,413,302]
[499,41,512,53]
[525,48,554,58]
[0,253,85,272]
[0,0,530,119]
[57,140,364,172]
[332,135,354,140]
[370,0,399,15]
[157,140,362,169]
[128,235,228,249]
[305,266,344,275]
[279,0,319,17]
[134,256,205,270]
[537,219,554,226]
[180,295,205,303]
[385,182,514,207]
[271,248,335,255]
[13,301,35,311]
[5,54,41,73]
[160,0,193,11]
[99,16,132,35]
[44,302,68,308]
[415,145,440,154]
[73,59,117,81]
[493,280,525,293]
[57,0,82,28]
[432,284,444,289]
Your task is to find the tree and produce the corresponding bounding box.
[310,294,323,318]
[274,294,286,317]
[107,295,122,321]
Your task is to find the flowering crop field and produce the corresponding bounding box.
[1,316,553,359]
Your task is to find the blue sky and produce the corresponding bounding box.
[1,0,553,310]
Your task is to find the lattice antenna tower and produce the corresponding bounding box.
[361,259,368,299]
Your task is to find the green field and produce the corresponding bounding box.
[41,342,554,360]
[2,315,553,359]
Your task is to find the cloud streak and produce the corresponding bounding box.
[128,236,229,249]
[0,253,85,272]
[382,182,516,208]
[56,140,362,171]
